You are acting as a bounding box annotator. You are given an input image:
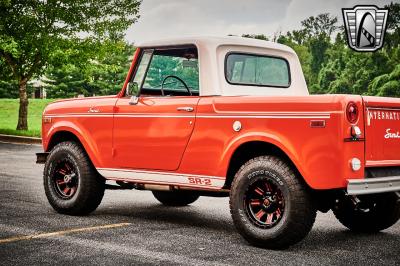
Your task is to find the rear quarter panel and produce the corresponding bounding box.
[179,94,365,189]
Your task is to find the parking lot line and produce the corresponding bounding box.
[0,222,131,244]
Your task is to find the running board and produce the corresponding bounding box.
[105,183,135,190]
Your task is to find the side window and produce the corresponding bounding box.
[128,50,153,96]
[226,53,290,88]
[141,46,199,96]
[143,55,199,93]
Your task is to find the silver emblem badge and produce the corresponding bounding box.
[342,5,388,52]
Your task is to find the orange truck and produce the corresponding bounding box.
[37,36,400,249]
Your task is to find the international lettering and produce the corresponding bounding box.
[368,110,400,121]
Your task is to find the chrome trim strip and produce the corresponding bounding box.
[47,113,113,115]
[197,115,330,119]
[366,160,400,167]
[212,111,332,115]
[118,112,331,115]
[45,113,330,119]
[45,115,114,118]
[347,176,400,195]
[115,115,195,118]
[44,114,194,118]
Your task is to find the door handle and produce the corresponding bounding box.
[177,107,194,112]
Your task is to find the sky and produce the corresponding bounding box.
[126,0,396,44]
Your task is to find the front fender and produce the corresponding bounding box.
[44,121,101,167]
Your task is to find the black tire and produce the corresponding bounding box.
[333,192,400,232]
[229,156,316,249]
[44,141,105,215]
[152,191,200,206]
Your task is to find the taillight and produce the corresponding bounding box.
[346,102,359,124]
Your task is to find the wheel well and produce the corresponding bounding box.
[47,131,83,152]
[224,141,300,189]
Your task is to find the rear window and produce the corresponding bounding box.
[225,53,290,88]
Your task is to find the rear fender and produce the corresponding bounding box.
[219,132,306,183]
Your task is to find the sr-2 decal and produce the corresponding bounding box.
[188,177,212,186]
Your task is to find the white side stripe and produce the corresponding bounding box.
[45,114,114,118]
[115,115,195,118]
[97,168,225,189]
[44,113,195,118]
[197,115,330,119]
[45,112,331,119]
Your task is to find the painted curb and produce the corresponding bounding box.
[0,134,42,144]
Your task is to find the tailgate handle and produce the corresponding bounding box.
[177,107,194,112]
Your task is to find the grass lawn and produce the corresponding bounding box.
[0,99,55,137]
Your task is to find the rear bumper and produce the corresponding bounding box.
[347,176,400,195]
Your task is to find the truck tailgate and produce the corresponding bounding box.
[364,96,400,165]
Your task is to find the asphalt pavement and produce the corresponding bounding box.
[0,142,399,265]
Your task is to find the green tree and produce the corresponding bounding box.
[368,65,400,97]
[308,33,331,82]
[279,13,339,86]
[89,40,136,95]
[242,4,400,96]
[286,29,308,45]
[0,0,140,130]
[45,64,89,98]
[385,2,400,49]
[45,40,135,98]
[300,13,338,38]
[0,57,18,98]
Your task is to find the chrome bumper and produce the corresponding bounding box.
[347,176,400,195]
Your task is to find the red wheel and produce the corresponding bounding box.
[229,156,316,249]
[53,159,79,199]
[244,178,284,228]
[44,141,105,215]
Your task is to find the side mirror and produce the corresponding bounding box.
[126,81,140,105]
[129,95,139,105]
[126,81,139,96]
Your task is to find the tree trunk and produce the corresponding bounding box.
[16,78,29,131]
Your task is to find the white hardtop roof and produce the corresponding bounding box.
[136,36,296,54]
[136,36,308,96]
